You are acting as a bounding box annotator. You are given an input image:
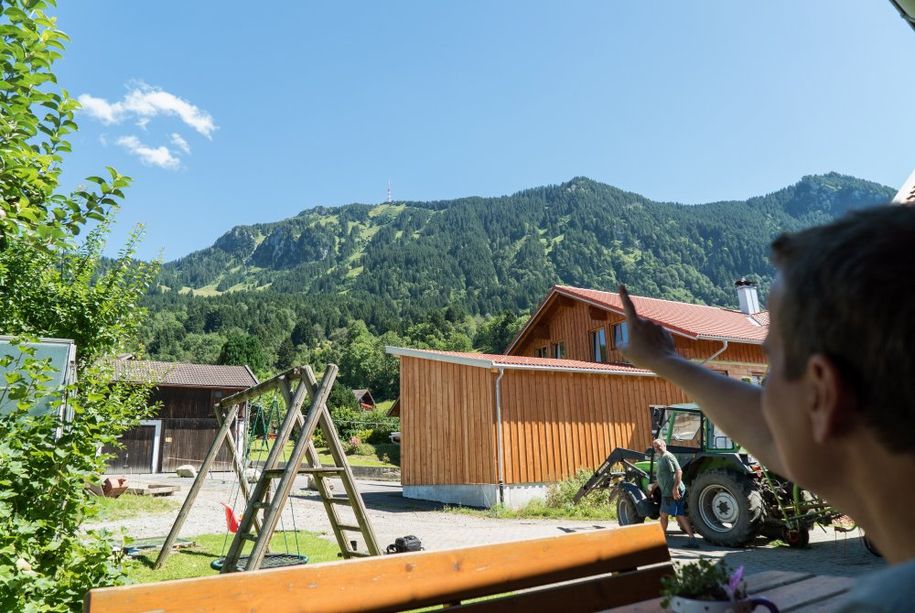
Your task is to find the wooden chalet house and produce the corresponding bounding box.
[387,282,768,509]
[507,284,768,383]
[107,359,257,474]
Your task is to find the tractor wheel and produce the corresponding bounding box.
[616,494,645,526]
[783,526,810,548]
[687,470,764,547]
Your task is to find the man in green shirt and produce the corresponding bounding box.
[649,439,699,548]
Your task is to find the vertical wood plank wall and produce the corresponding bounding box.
[400,357,497,486]
[498,370,687,484]
[513,298,766,377]
[399,356,691,486]
[107,386,246,474]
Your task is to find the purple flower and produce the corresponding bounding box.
[724,565,745,600]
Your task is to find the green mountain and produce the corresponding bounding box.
[158,172,892,307]
[144,173,894,370]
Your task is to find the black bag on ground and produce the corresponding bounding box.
[386,535,423,554]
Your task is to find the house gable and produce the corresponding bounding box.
[507,286,768,381]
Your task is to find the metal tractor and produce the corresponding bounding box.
[574,403,846,548]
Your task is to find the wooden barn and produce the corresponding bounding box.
[387,282,769,508]
[106,360,257,474]
[351,388,377,411]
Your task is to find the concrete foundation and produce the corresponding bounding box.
[403,483,550,509]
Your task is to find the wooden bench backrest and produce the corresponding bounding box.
[85,524,671,613]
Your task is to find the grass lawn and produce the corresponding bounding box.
[124,531,341,583]
[445,470,618,521]
[248,440,398,468]
[94,494,181,521]
[375,399,395,413]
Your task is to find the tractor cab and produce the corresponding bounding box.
[646,403,758,483]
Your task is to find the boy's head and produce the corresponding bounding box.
[763,205,915,487]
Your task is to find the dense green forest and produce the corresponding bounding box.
[142,173,893,398]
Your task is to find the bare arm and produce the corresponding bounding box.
[673,469,683,500]
[618,285,786,476]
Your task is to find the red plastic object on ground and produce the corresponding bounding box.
[222,503,240,533]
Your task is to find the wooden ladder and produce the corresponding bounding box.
[221,365,381,573]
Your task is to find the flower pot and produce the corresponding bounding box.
[668,596,779,613]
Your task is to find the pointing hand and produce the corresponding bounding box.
[618,285,677,371]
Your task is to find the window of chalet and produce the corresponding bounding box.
[742,372,766,386]
[535,346,548,358]
[611,322,629,349]
[551,342,565,359]
[590,328,607,362]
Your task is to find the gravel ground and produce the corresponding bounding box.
[89,473,886,579]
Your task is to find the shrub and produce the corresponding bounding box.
[0,2,159,608]
[372,443,401,466]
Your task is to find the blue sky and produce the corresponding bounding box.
[54,2,915,261]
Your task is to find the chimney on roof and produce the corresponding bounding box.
[735,278,761,315]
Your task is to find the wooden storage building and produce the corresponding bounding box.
[387,347,689,508]
[106,360,257,474]
[387,282,769,508]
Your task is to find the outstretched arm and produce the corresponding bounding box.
[618,285,785,476]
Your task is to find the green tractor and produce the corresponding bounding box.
[574,403,843,548]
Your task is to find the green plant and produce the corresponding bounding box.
[0,1,159,609]
[659,559,746,608]
[446,470,617,520]
[0,346,154,610]
[93,494,181,522]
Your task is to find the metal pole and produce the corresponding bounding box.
[494,368,506,506]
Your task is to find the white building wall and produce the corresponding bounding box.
[403,483,551,510]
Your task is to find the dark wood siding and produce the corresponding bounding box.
[160,418,238,472]
[102,423,157,473]
[106,384,247,474]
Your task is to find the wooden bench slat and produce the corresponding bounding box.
[85,524,669,613]
[754,575,854,611]
[454,563,674,612]
[744,570,814,594]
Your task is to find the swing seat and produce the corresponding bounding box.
[210,553,309,572]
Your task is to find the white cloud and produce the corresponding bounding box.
[170,132,191,154]
[116,135,181,170]
[78,83,216,138]
[79,94,119,123]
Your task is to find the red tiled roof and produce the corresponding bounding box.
[386,346,655,376]
[112,359,257,389]
[554,285,768,344]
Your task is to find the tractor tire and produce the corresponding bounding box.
[687,470,764,547]
[616,494,646,526]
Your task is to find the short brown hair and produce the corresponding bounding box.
[771,205,915,454]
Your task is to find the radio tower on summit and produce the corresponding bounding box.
[386,179,393,203]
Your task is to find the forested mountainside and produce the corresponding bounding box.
[142,173,893,394]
